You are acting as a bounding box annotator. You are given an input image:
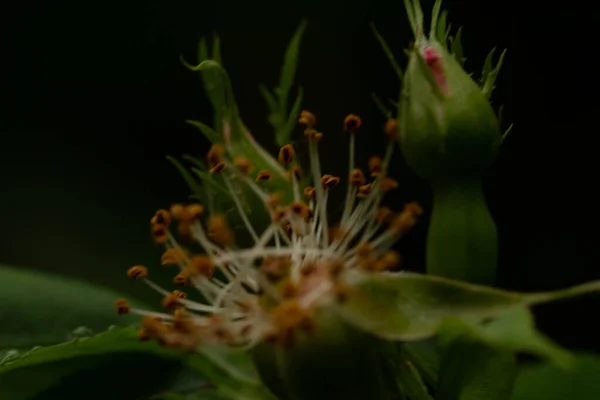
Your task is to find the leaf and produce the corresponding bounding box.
[336,272,600,342]
[0,326,273,400]
[370,22,404,80]
[402,339,440,387]
[441,307,573,368]
[436,10,449,43]
[385,350,433,400]
[436,328,518,400]
[511,354,600,400]
[481,48,507,99]
[167,155,205,198]
[371,93,394,119]
[0,327,189,399]
[186,120,219,143]
[281,87,303,146]
[0,264,143,349]
[430,0,442,39]
[277,21,307,110]
[450,27,465,66]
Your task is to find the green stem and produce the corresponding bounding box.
[426,175,497,285]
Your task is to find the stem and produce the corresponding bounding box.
[426,175,497,285]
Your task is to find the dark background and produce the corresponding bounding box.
[1,1,595,349]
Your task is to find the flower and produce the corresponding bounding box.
[115,112,422,399]
[117,112,422,352]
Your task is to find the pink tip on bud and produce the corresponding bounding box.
[422,47,448,94]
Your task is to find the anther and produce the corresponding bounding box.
[303,186,316,200]
[380,177,399,192]
[184,204,204,220]
[170,203,186,221]
[278,144,295,165]
[298,110,316,127]
[266,192,283,209]
[188,255,215,277]
[256,170,272,182]
[376,207,393,225]
[349,168,366,186]
[207,215,234,247]
[138,328,151,341]
[151,224,168,245]
[151,209,171,227]
[127,265,148,279]
[289,165,303,181]
[115,298,130,315]
[320,174,340,189]
[233,157,253,175]
[384,119,399,142]
[357,184,372,199]
[273,208,287,223]
[160,248,186,266]
[344,114,362,132]
[209,161,226,175]
[207,144,225,167]
[162,294,182,309]
[174,272,191,286]
[368,156,383,177]
[289,201,310,219]
[378,251,402,271]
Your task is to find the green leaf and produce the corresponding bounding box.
[402,340,440,387]
[336,272,600,342]
[436,10,449,43]
[511,354,600,400]
[430,0,442,39]
[370,22,404,80]
[481,48,507,99]
[0,326,273,400]
[0,327,189,399]
[167,155,205,198]
[404,0,417,36]
[277,21,307,111]
[436,328,518,400]
[450,27,465,66]
[387,351,433,400]
[371,93,394,119]
[0,264,143,349]
[440,307,573,368]
[281,87,303,146]
[186,119,219,143]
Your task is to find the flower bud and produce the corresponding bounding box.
[399,40,501,179]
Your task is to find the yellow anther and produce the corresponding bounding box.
[289,201,310,219]
[349,168,366,186]
[303,186,316,200]
[151,209,171,227]
[183,204,204,220]
[115,298,130,315]
[289,165,303,181]
[278,144,295,165]
[357,183,372,199]
[151,223,168,245]
[384,119,399,141]
[298,110,316,126]
[188,255,215,278]
[368,156,383,177]
[380,177,399,192]
[127,265,148,279]
[343,114,362,132]
[173,272,191,286]
[161,248,187,266]
[207,215,234,247]
[207,144,225,167]
[233,157,253,175]
[209,161,226,175]
[256,170,272,182]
